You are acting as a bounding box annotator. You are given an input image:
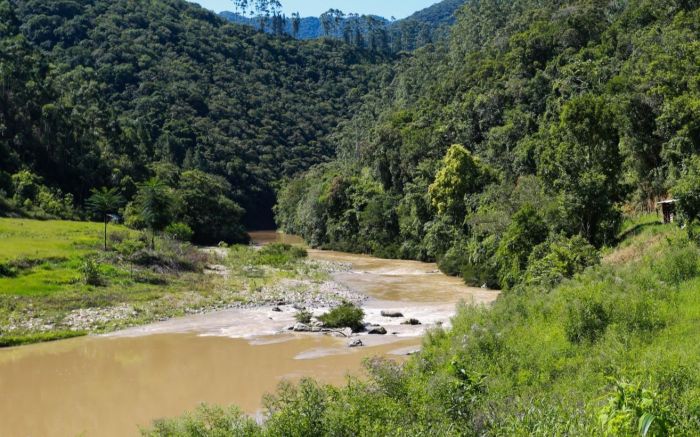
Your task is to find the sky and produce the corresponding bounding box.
[191,0,439,19]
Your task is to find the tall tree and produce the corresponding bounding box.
[87,187,125,251]
[539,95,624,246]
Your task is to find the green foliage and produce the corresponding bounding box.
[87,187,125,250]
[429,144,489,217]
[494,204,549,289]
[599,379,674,437]
[256,243,307,267]
[164,223,194,243]
[175,170,246,245]
[674,156,700,225]
[318,302,364,332]
[294,309,312,324]
[79,257,102,286]
[132,179,174,249]
[564,297,609,344]
[524,234,600,288]
[143,404,260,437]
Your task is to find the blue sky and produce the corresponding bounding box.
[191,0,439,19]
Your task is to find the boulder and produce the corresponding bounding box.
[367,326,387,335]
[292,323,311,332]
[381,310,404,318]
[348,339,364,348]
[271,307,282,312]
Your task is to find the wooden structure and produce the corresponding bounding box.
[656,199,678,224]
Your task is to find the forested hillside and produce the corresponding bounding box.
[277,0,700,289]
[0,0,387,235]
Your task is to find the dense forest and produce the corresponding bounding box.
[0,0,388,239]
[276,0,700,290]
[220,0,465,52]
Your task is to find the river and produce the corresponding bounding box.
[0,232,498,437]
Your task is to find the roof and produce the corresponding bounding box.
[656,199,678,205]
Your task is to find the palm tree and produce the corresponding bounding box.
[134,178,173,250]
[87,187,125,251]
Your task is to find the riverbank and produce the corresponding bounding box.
[0,219,365,346]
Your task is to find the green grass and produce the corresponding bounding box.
[0,218,328,347]
[0,218,110,262]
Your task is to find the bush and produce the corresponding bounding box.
[164,222,194,242]
[524,235,600,288]
[257,243,307,267]
[295,309,313,324]
[564,297,609,344]
[79,258,102,286]
[143,404,260,437]
[318,302,364,332]
[652,239,699,286]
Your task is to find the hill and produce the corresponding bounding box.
[0,0,388,231]
[276,0,700,290]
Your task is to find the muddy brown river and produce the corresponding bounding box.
[0,232,498,437]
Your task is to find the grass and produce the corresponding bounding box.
[0,218,326,347]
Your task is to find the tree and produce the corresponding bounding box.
[175,170,247,245]
[86,187,125,251]
[538,95,624,246]
[674,156,700,230]
[134,178,173,250]
[429,144,488,218]
[494,204,549,289]
[291,12,301,37]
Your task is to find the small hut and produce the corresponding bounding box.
[656,199,678,224]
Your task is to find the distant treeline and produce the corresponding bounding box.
[220,0,465,53]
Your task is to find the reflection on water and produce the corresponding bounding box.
[0,334,414,437]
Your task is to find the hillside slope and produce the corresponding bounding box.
[1,0,388,228]
[277,0,700,288]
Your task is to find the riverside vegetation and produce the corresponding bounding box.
[144,217,700,436]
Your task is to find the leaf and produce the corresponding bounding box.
[639,412,656,437]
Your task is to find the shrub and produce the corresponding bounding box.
[494,204,549,289]
[652,239,699,286]
[164,222,194,242]
[257,243,307,267]
[564,297,609,344]
[143,404,260,436]
[524,235,600,288]
[79,258,102,286]
[599,379,673,437]
[318,302,365,332]
[0,262,17,278]
[295,309,313,324]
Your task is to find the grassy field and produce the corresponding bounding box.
[0,218,323,347]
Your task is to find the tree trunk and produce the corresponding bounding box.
[104,215,108,251]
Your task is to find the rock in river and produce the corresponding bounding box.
[381,310,404,318]
[367,326,387,335]
[348,339,364,348]
[292,323,311,332]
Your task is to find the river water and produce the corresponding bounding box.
[0,232,498,437]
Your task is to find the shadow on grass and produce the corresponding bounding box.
[616,221,663,244]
